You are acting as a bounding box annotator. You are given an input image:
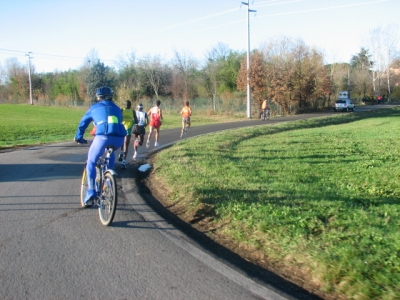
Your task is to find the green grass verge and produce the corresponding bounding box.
[0,104,245,149]
[153,108,400,300]
[0,104,86,148]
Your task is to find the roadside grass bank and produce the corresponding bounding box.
[151,108,400,300]
[0,104,246,149]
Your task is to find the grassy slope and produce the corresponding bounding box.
[152,108,400,300]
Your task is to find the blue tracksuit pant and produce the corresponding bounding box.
[86,135,124,189]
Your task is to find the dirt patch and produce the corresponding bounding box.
[137,157,343,300]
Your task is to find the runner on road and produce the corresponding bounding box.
[146,100,163,148]
[132,103,149,158]
[180,101,191,138]
[118,100,138,168]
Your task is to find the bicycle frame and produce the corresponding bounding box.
[95,148,115,191]
[262,108,270,120]
[81,146,118,226]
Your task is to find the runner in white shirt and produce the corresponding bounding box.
[132,104,149,158]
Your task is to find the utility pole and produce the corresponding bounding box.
[347,67,350,98]
[26,52,33,105]
[241,1,256,119]
[378,66,381,96]
[370,61,376,96]
[387,50,391,103]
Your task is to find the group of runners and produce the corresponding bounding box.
[74,86,192,205]
[117,99,191,168]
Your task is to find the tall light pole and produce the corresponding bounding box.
[347,67,350,98]
[241,1,256,119]
[370,61,376,96]
[26,52,33,105]
[387,50,391,103]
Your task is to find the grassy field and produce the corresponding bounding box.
[152,108,400,300]
[0,104,245,149]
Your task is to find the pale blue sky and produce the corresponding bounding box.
[0,0,398,73]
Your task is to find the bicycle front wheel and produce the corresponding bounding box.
[98,172,117,226]
[80,167,88,207]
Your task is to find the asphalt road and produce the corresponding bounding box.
[0,106,392,300]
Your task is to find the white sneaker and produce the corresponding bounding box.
[118,152,124,162]
[146,140,150,148]
[154,142,159,147]
[133,151,137,159]
[180,134,183,138]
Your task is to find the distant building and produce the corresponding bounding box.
[338,91,350,99]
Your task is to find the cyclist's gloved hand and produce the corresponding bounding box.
[74,137,87,144]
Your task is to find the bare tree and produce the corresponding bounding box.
[367,24,400,100]
[115,50,136,70]
[0,62,5,85]
[349,48,374,99]
[139,55,164,99]
[327,63,349,98]
[202,43,230,111]
[114,51,141,102]
[172,49,198,101]
[4,57,29,101]
[77,49,101,101]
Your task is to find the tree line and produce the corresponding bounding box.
[1,36,399,117]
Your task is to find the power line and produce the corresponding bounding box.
[110,7,241,44]
[0,48,27,55]
[115,0,387,52]
[0,48,116,63]
[253,0,304,9]
[255,0,388,18]
[0,0,388,70]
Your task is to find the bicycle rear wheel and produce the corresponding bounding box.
[98,172,117,226]
[80,167,88,207]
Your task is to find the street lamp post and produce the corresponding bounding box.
[26,52,33,105]
[387,50,391,103]
[370,61,376,96]
[241,1,256,119]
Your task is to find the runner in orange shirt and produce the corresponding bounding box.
[180,101,191,138]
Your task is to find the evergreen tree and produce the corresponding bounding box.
[85,61,114,100]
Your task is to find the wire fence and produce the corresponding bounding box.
[2,95,399,117]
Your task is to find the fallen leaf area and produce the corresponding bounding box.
[135,158,343,300]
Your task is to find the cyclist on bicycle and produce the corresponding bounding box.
[180,101,191,138]
[74,86,126,207]
[261,98,269,120]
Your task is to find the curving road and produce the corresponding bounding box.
[0,107,389,300]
